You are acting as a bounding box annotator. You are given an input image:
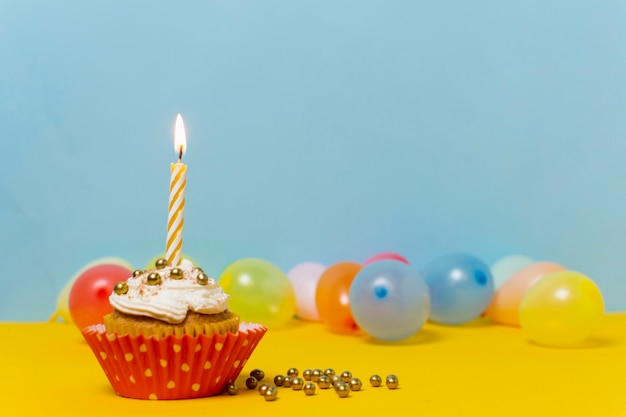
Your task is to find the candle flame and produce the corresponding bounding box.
[174,113,187,157]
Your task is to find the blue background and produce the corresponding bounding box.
[1,1,625,321]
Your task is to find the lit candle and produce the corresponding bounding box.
[166,113,187,266]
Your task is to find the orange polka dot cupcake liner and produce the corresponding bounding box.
[82,322,267,400]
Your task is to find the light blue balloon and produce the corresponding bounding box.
[422,253,494,325]
[349,260,430,341]
[490,255,534,289]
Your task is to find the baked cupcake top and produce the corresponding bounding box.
[109,260,230,324]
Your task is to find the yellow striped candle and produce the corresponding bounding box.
[166,113,187,266]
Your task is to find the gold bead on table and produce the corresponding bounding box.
[245,377,258,389]
[155,258,168,269]
[196,272,209,285]
[370,374,382,387]
[324,368,336,379]
[330,374,342,387]
[113,281,128,295]
[146,272,162,286]
[317,375,331,389]
[303,369,313,381]
[335,382,350,398]
[263,386,278,401]
[132,269,143,278]
[291,377,304,390]
[349,378,363,391]
[170,267,183,280]
[258,383,270,396]
[282,376,292,388]
[250,368,265,381]
[227,383,238,395]
[303,382,316,396]
[340,370,352,383]
[311,368,323,382]
[273,375,284,386]
[386,374,399,389]
[287,367,298,377]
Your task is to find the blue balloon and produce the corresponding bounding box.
[349,260,430,341]
[422,253,494,325]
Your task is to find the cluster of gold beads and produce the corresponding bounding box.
[236,367,398,401]
[112,259,213,294]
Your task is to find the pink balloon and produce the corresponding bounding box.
[287,262,326,321]
[363,252,410,266]
[485,261,566,326]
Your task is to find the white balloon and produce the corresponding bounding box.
[490,255,534,289]
[287,262,326,321]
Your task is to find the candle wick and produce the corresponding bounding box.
[178,145,183,162]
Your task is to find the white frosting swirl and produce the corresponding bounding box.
[109,261,230,324]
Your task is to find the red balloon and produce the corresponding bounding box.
[69,263,132,331]
[363,252,410,266]
[315,262,362,334]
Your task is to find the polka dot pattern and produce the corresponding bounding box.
[81,322,267,400]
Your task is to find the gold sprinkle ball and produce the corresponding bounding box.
[317,375,331,389]
[291,377,304,390]
[370,375,382,387]
[340,371,352,383]
[227,383,238,395]
[386,374,399,389]
[258,383,270,396]
[131,269,143,278]
[335,382,350,398]
[192,267,204,274]
[303,369,313,381]
[324,368,336,379]
[264,386,278,401]
[245,376,258,389]
[303,382,316,396]
[330,374,342,387]
[282,376,292,388]
[113,281,128,295]
[196,272,209,285]
[146,272,161,286]
[250,368,265,381]
[273,375,284,386]
[170,267,183,280]
[349,378,363,391]
[155,258,168,269]
[311,368,323,382]
[287,367,298,377]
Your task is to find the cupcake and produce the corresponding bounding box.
[81,259,266,400]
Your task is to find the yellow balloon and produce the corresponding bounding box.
[50,257,133,323]
[519,271,604,347]
[219,258,296,328]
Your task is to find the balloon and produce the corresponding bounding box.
[485,261,565,326]
[218,258,296,328]
[145,253,198,270]
[490,255,534,289]
[350,260,430,341]
[69,263,133,330]
[363,252,410,266]
[315,262,362,333]
[422,253,494,325]
[519,271,604,346]
[51,257,133,323]
[287,262,326,321]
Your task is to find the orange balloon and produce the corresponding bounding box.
[315,261,362,334]
[485,261,565,326]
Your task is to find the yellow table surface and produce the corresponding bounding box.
[1,314,625,416]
